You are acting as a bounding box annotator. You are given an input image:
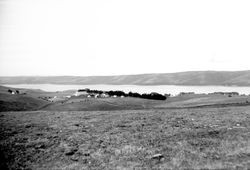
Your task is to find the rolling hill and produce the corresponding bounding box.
[0,86,50,111]
[0,70,250,86]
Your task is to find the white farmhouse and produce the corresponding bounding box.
[100,93,109,98]
[74,91,88,96]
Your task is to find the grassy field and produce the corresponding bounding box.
[157,94,250,108]
[1,106,250,169]
[42,94,250,111]
[43,97,166,111]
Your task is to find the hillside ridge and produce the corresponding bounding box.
[1,70,250,86]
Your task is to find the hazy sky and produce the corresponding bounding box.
[0,0,250,76]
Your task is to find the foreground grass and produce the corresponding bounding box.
[0,106,250,169]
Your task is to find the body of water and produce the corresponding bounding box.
[2,84,250,95]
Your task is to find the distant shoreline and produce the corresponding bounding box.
[2,84,250,95]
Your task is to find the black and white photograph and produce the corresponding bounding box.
[0,0,250,169]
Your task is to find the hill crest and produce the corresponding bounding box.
[0,70,250,86]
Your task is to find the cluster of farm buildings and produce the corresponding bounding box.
[179,91,240,96]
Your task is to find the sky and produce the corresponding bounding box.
[0,0,250,76]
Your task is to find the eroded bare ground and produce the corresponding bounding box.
[0,106,250,169]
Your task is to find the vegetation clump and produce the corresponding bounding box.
[78,89,167,100]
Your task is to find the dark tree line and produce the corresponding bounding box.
[141,92,167,100]
[78,89,167,100]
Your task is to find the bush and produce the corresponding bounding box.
[141,92,166,100]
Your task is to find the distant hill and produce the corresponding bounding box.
[1,70,250,86]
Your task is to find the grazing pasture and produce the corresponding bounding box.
[1,106,250,169]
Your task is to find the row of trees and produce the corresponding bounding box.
[78,89,167,100]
